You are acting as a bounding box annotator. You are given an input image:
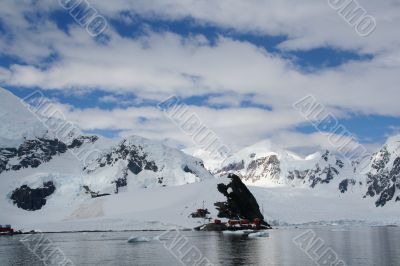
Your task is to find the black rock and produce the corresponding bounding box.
[322,150,330,162]
[183,165,194,174]
[112,168,128,193]
[339,179,356,193]
[215,160,245,175]
[67,135,98,149]
[214,173,270,226]
[89,140,159,177]
[364,147,400,207]
[82,185,111,198]
[245,155,281,183]
[128,160,142,175]
[10,181,56,211]
[0,138,68,173]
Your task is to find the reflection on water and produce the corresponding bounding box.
[1,227,400,266]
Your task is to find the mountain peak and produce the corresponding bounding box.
[0,88,48,147]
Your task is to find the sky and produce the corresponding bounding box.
[0,0,399,155]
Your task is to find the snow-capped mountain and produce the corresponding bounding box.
[1,130,214,208]
[2,87,400,230]
[0,88,225,229]
[82,135,213,194]
[212,140,355,189]
[194,137,400,208]
[364,135,400,207]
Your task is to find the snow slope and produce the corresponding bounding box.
[2,175,229,232]
[3,177,400,232]
[0,89,48,147]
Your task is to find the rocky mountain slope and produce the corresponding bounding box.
[198,136,400,208]
[213,141,354,189]
[364,136,400,207]
[0,88,216,219]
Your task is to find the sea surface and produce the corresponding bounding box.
[0,226,399,266]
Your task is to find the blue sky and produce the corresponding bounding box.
[0,0,399,154]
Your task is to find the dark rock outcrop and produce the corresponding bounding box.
[112,168,128,193]
[183,165,194,174]
[339,179,356,193]
[216,152,342,189]
[336,159,344,169]
[215,160,245,175]
[0,136,98,174]
[214,173,270,226]
[0,138,67,173]
[365,146,400,207]
[309,164,339,188]
[286,162,340,189]
[245,155,281,183]
[87,140,158,176]
[182,161,209,180]
[82,185,111,198]
[10,181,56,211]
[322,150,330,162]
[67,136,98,149]
[287,169,309,181]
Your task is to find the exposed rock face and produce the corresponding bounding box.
[0,138,67,173]
[84,139,161,190]
[112,168,128,193]
[87,140,158,175]
[216,151,342,189]
[365,146,400,207]
[287,169,309,181]
[215,160,245,175]
[309,164,340,188]
[0,136,98,174]
[245,155,281,183]
[67,136,98,149]
[285,151,342,188]
[211,144,400,209]
[339,179,356,193]
[183,165,195,174]
[214,173,269,226]
[10,181,56,211]
[182,162,209,181]
[84,138,210,190]
[82,185,111,198]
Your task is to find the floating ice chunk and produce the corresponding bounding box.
[222,230,245,235]
[248,231,269,238]
[127,236,151,243]
[222,230,253,235]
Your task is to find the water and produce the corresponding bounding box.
[1,227,400,266]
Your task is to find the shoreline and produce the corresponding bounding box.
[2,223,398,235]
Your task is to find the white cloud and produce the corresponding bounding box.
[0,0,399,151]
[53,101,379,156]
[53,102,308,148]
[3,30,400,117]
[91,0,400,54]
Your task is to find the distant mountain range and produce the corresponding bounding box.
[191,134,400,208]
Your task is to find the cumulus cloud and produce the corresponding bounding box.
[0,0,399,152]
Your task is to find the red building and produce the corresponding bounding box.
[0,225,14,234]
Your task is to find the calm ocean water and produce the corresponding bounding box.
[0,227,399,266]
